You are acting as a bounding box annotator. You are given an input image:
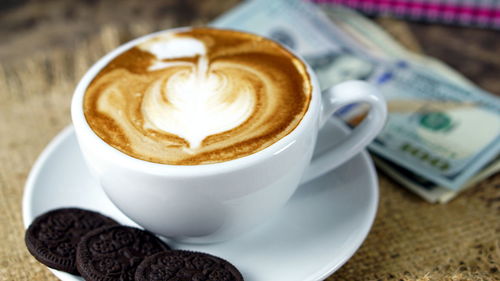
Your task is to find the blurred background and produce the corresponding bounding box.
[1,0,499,92]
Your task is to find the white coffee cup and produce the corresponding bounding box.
[71,27,387,243]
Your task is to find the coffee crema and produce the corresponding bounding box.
[84,28,312,165]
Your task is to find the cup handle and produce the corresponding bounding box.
[300,80,387,184]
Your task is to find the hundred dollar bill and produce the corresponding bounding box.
[315,4,500,197]
[365,64,500,190]
[212,0,500,193]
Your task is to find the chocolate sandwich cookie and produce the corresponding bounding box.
[25,208,118,275]
[76,225,171,281]
[135,250,244,281]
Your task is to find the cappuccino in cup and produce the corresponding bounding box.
[73,26,386,242]
[83,28,312,165]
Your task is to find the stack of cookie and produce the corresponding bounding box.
[25,208,243,281]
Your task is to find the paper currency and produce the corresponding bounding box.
[374,156,500,203]
[319,5,477,89]
[366,64,500,190]
[212,0,500,201]
[318,4,500,200]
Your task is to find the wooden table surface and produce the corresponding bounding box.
[1,1,499,281]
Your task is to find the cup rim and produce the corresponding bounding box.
[71,26,321,176]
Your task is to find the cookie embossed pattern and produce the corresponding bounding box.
[135,251,243,281]
[24,208,118,275]
[76,225,171,281]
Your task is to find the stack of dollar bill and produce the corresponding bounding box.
[212,0,500,203]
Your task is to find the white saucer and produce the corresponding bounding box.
[22,119,378,281]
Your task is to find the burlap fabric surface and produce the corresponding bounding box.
[1,11,500,281]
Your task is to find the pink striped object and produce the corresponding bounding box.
[313,0,500,29]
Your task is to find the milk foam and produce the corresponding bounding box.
[141,36,205,58]
[83,28,311,165]
[139,37,255,149]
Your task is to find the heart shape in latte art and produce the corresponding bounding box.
[141,57,256,150]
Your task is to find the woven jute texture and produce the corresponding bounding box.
[1,23,499,281]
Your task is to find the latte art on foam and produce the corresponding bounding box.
[141,50,255,150]
[84,28,311,165]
